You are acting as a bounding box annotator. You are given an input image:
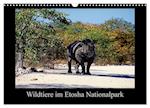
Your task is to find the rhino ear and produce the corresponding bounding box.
[93,40,96,44]
[82,39,91,44]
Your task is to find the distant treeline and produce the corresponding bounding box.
[15,9,135,68]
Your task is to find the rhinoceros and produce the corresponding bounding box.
[67,39,96,75]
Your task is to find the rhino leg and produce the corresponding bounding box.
[80,62,85,74]
[68,57,72,73]
[75,62,80,74]
[86,59,93,75]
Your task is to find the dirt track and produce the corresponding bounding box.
[15,65,135,88]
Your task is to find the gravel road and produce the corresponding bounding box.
[16,65,135,88]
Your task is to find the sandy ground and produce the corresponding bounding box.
[16,65,135,88]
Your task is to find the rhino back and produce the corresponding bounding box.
[67,41,82,58]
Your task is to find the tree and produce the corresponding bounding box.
[15,9,70,70]
[100,18,135,64]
